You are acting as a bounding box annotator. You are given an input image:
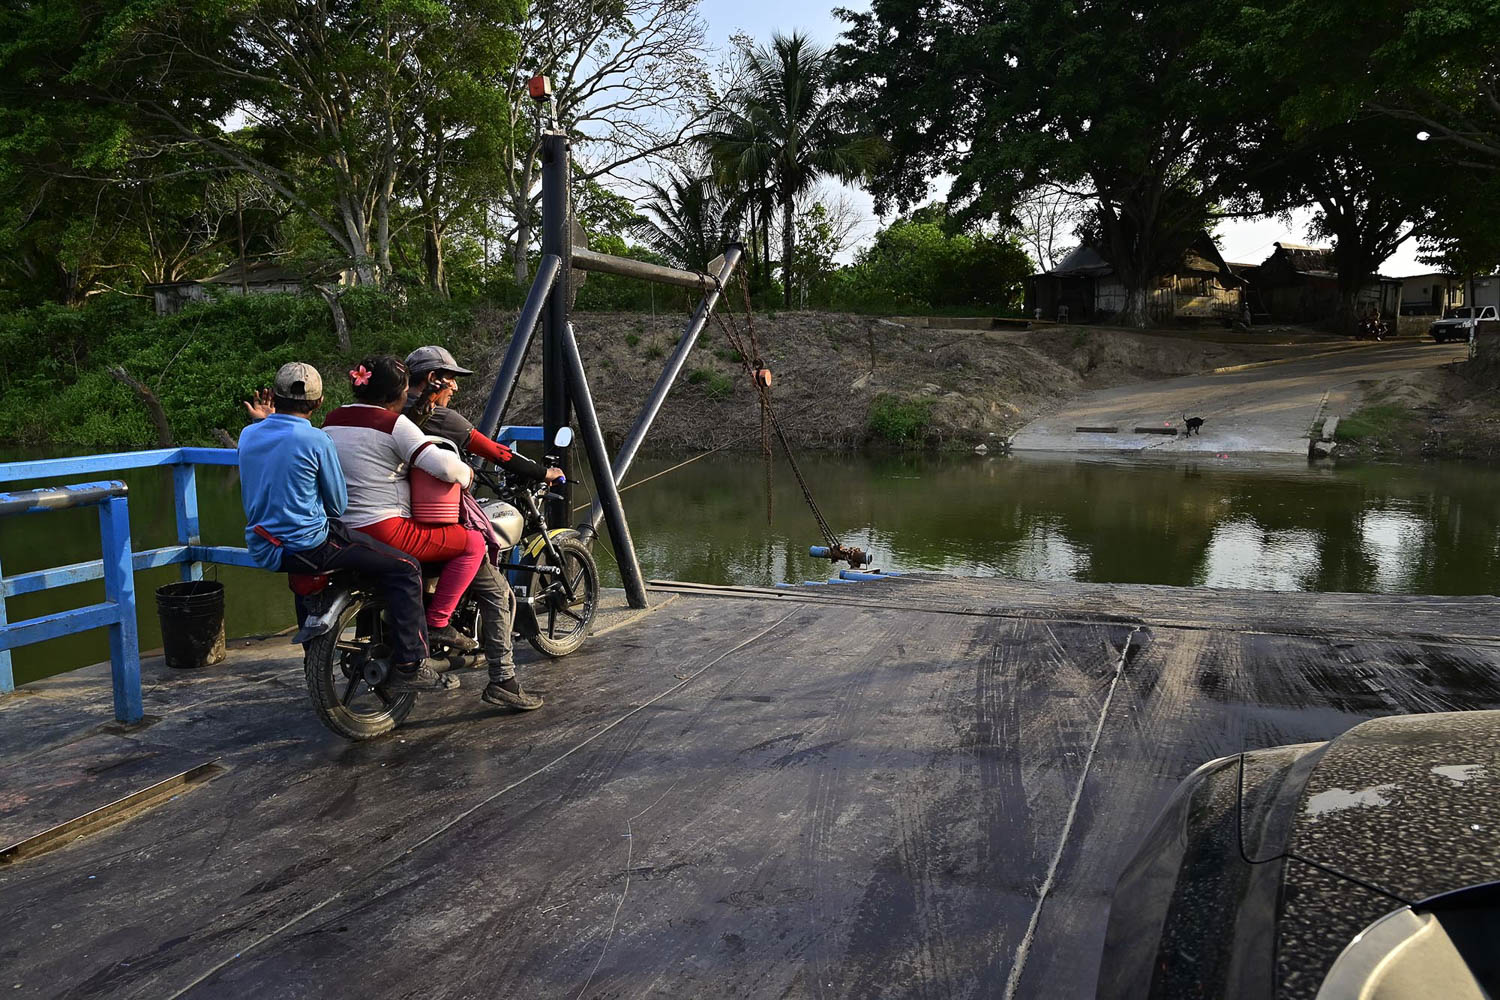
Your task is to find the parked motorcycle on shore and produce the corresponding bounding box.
[1357,314,1388,340]
[296,428,599,740]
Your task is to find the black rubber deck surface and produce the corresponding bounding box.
[2,576,1498,998]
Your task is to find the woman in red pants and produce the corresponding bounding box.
[322,355,486,653]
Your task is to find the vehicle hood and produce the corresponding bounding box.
[1287,710,1500,902]
[1432,317,1473,326]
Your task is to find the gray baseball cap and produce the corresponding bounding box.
[273,361,323,401]
[405,345,474,378]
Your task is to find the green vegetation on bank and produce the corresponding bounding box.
[866,393,933,444]
[0,291,473,449]
[1336,403,1422,444]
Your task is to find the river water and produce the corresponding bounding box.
[3,450,1498,684]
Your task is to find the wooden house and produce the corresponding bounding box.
[1246,242,1402,323]
[146,261,353,316]
[1025,233,1243,324]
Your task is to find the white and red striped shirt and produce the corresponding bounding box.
[322,404,473,528]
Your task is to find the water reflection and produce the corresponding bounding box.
[603,452,1500,599]
[4,448,1499,683]
[1361,508,1431,593]
[1198,521,1321,591]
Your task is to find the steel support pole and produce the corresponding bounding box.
[584,243,743,533]
[475,253,561,439]
[559,323,648,608]
[540,132,572,528]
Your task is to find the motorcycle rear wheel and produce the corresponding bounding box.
[303,598,416,740]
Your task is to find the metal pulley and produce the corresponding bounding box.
[809,544,874,568]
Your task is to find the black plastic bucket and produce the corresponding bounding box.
[155,580,227,669]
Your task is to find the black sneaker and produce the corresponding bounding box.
[482,681,543,711]
[385,661,461,692]
[427,624,479,653]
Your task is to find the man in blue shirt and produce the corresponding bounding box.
[238,362,455,693]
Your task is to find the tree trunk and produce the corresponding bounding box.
[746,200,759,290]
[761,203,772,298]
[376,191,393,284]
[317,286,352,352]
[107,366,174,447]
[513,214,532,285]
[1331,239,1376,335]
[781,195,795,309]
[1117,285,1151,328]
[336,195,377,287]
[424,224,447,298]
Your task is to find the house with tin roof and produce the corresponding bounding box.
[1024,232,1243,325]
[1240,242,1402,324]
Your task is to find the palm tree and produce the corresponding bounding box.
[701,32,881,307]
[634,172,734,272]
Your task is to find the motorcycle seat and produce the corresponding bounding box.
[287,572,331,595]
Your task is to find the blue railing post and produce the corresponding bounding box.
[97,494,142,723]
[0,546,11,695]
[173,461,203,582]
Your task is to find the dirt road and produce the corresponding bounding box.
[1010,339,1470,455]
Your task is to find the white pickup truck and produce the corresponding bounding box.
[1430,305,1500,343]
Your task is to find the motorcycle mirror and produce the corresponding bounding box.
[553,427,574,449]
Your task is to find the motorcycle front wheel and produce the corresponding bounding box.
[303,598,416,740]
[526,535,599,658]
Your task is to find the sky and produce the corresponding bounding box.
[696,0,1431,276]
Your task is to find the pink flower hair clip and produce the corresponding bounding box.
[350,365,372,386]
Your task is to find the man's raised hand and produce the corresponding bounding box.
[243,387,275,421]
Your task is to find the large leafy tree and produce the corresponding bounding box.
[1221,117,1440,328]
[835,0,1242,327]
[1205,0,1497,328]
[1239,0,1500,167]
[1419,170,1500,292]
[78,0,522,288]
[702,32,880,308]
[0,1,154,303]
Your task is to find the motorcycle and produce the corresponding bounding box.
[1357,315,1388,341]
[295,427,600,741]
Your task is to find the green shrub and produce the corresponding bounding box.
[624,333,640,348]
[867,393,933,444]
[644,341,665,360]
[686,367,734,399]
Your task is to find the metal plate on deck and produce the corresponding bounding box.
[0,733,220,861]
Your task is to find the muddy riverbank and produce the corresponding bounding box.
[454,311,1320,451]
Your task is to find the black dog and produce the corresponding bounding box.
[1182,414,1205,436]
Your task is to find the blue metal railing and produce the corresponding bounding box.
[0,430,546,716]
[0,447,253,717]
